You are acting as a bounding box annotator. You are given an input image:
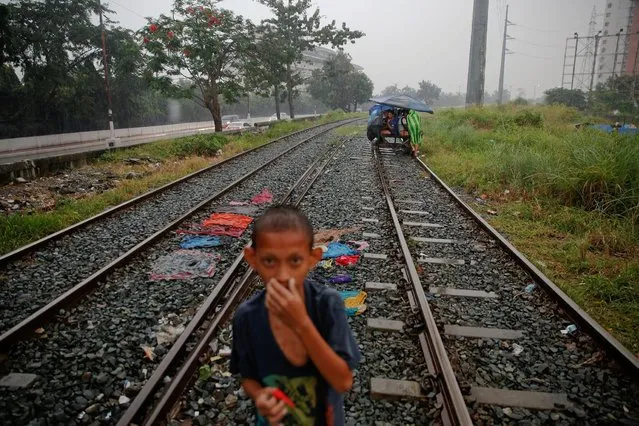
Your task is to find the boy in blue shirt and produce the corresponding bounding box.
[231,206,361,425]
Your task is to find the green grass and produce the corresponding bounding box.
[423,105,639,354]
[0,112,360,255]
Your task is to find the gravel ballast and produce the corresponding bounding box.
[0,129,349,425]
[379,143,639,425]
[171,136,439,425]
[0,122,347,334]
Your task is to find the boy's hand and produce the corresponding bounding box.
[255,387,288,424]
[266,278,310,333]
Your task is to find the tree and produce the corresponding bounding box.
[307,51,372,112]
[379,84,419,98]
[244,23,288,119]
[350,72,374,111]
[142,0,255,131]
[544,87,587,110]
[257,0,363,118]
[417,80,441,105]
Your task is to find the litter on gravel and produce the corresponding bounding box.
[179,236,224,249]
[339,291,367,317]
[250,188,273,205]
[322,242,358,259]
[149,250,221,281]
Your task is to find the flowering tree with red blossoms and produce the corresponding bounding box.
[142,0,254,131]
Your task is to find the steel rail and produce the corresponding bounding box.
[0,119,348,267]
[117,138,348,426]
[414,157,639,375]
[372,146,473,426]
[0,122,354,350]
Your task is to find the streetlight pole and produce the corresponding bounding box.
[98,0,118,147]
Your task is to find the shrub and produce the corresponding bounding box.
[513,110,544,127]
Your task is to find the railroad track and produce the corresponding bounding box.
[0,119,357,338]
[0,122,359,424]
[375,141,639,424]
[116,134,637,426]
[3,127,636,425]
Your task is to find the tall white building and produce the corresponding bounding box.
[597,0,637,83]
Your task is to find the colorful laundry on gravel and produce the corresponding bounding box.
[348,241,369,251]
[335,254,360,267]
[322,242,358,259]
[251,188,273,205]
[200,212,254,238]
[317,259,334,270]
[329,274,353,284]
[339,291,367,316]
[150,250,221,281]
[314,227,361,245]
[180,236,223,249]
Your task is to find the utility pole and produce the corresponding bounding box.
[466,0,490,106]
[590,31,602,92]
[98,0,118,147]
[498,5,513,105]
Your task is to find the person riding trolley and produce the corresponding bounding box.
[366,95,433,156]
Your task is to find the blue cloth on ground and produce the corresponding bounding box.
[180,236,222,249]
[322,242,358,259]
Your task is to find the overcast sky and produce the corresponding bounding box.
[106,0,599,97]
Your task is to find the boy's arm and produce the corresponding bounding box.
[266,280,356,394]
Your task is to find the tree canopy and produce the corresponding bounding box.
[256,0,363,118]
[307,51,373,112]
[544,88,587,110]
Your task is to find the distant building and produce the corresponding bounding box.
[296,46,363,81]
[597,0,638,83]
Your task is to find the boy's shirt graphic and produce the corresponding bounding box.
[231,280,361,426]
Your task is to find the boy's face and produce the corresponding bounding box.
[244,230,323,289]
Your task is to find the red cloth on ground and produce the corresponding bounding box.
[251,188,273,205]
[203,213,253,229]
[335,255,360,266]
[196,213,254,238]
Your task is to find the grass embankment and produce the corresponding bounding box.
[422,105,639,354]
[0,111,358,255]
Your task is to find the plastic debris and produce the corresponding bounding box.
[141,345,155,361]
[180,235,223,249]
[348,240,370,251]
[229,201,249,206]
[118,395,130,405]
[314,227,360,245]
[561,324,578,335]
[512,343,524,356]
[524,284,536,293]
[219,346,232,357]
[199,364,211,381]
[251,188,274,205]
[322,242,358,259]
[339,291,367,316]
[487,209,498,215]
[150,250,220,281]
[335,255,360,267]
[317,259,334,270]
[156,324,186,345]
[329,274,353,284]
